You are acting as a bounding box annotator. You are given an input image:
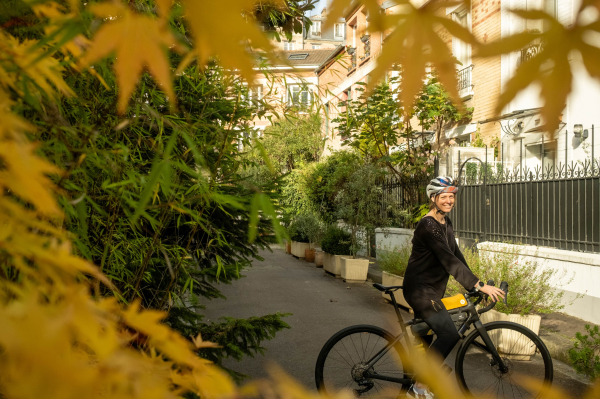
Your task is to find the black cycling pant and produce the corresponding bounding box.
[417,300,460,361]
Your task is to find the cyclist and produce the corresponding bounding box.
[403,176,505,398]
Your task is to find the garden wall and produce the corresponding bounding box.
[374,228,599,325]
[478,242,600,325]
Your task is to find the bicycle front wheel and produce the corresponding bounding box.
[455,321,553,399]
[315,325,410,398]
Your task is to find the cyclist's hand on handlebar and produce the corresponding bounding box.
[479,284,505,303]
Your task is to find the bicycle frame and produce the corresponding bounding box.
[360,289,509,384]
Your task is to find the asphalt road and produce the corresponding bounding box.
[201,247,592,397]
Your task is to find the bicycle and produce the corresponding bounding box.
[315,281,553,399]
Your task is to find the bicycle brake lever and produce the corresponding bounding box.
[500,281,509,305]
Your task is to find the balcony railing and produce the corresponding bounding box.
[520,41,544,65]
[458,64,473,93]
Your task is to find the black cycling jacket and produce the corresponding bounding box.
[402,215,479,316]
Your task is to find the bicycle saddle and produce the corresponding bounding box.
[372,283,403,292]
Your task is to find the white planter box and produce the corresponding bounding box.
[381,272,410,309]
[323,252,345,276]
[476,309,542,359]
[291,241,310,258]
[341,257,369,282]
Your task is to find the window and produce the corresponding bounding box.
[334,23,344,38]
[452,9,471,69]
[287,85,312,107]
[284,41,295,50]
[288,53,309,60]
[244,85,263,109]
[312,44,321,49]
[311,21,321,36]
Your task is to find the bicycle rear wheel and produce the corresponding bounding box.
[455,321,553,399]
[315,325,410,398]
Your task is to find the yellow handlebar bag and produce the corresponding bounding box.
[441,294,468,310]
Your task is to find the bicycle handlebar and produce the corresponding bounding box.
[464,280,509,314]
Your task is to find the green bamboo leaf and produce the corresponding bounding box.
[248,192,262,243]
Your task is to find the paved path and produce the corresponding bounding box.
[202,247,592,396]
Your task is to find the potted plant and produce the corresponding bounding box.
[446,244,582,356]
[378,243,412,309]
[334,165,388,282]
[293,213,325,263]
[287,222,310,258]
[321,225,352,277]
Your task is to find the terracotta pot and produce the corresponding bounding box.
[314,251,324,267]
[285,241,291,254]
[305,248,316,262]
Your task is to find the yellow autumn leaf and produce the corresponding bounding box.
[0,31,74,99]
[366,1,474,110]
[475,6,600,134]
[81,1,180,113]
[182,0,277,83]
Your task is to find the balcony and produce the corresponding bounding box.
[458,64,473,97]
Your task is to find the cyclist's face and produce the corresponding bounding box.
[435,193,455,212]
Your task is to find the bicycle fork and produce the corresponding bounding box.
[473,321,509,373]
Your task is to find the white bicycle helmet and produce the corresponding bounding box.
[426,176,458,199]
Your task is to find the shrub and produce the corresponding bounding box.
[288,223,309,242]
[446,245,580,315]
[321,225,352,255]
[292,212,326,246]
[569,324,600,381]
[378,243,412,277]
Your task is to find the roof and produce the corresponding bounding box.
[265,48,343,68]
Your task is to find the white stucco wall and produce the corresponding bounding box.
[478,242,600,325]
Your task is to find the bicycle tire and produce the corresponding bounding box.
[455,321,553,399]
[315,325,411,398]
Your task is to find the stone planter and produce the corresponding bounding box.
[291,241,310,258]
[477,309,542,359]
[315,251,324,268]
[381,272,410,309]
[323,252,345,276]
[341,257,369,282]
[305,248,316,263]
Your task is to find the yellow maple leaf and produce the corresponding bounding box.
[476,5,600,134]
[366,1,475,111]
[81,1,180,113]
[182,0,277,83]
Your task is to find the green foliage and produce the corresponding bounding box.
[305,150,363,223]
[279,166,317,221]
[28,60,289,375]
[335,164,389,257]
[569,324,600,381]
[290,212,326,246]
[247,114,323,180]
[446,246,579,315]
[377,243,412,277]
[416,73,474,146]
[321,225,352,256]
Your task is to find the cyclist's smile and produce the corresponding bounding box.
[435,193,455,213]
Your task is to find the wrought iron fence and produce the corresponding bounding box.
[380,176,430,228]
[450,160,600,253]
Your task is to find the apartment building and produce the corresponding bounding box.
[496,0,600,173]
[246,48,343,133]
[274,7,346,51]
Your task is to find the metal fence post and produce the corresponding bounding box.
[483,146,488,242]
[593,125,595,173]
